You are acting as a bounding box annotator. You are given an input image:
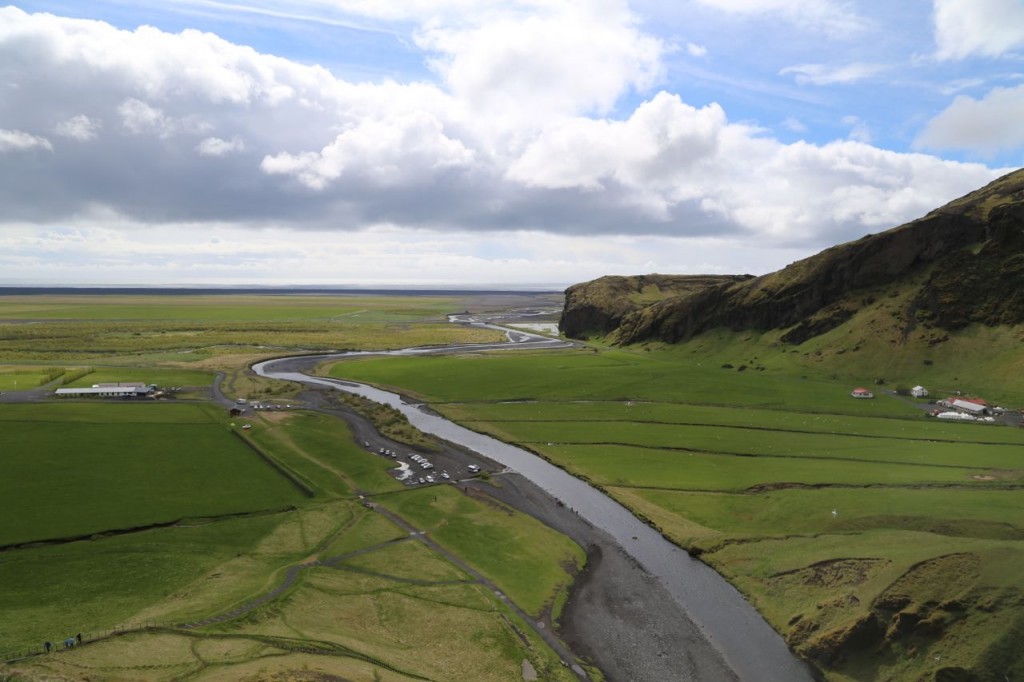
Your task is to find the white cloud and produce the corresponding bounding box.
[0,4,1009,270]
[917,84,1024,152]
[782,116,808,133]
[118,99,172,135]
[687,42,708,58]
[694,0,868,35]
[507,93,729,201]
[842,115,872,143]
[0,128,53,152]
[414,2,665,122]
[197,136,245,156]
[261,112,475,190]
[54,115,102,141]
[780,62,885,85]
[933,0,1024,60]
[507,91,999,241]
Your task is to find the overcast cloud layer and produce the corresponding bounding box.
[1,1,1022,286]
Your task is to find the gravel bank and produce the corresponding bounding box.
[469,473,739,682]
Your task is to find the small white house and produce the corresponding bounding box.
[851,387,874,399]
[911,385,928,398]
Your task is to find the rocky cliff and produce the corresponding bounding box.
[560,168,1024,345]
[559,273,753,339]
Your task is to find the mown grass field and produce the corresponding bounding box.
[327,345,1024,681]
[0,366,64,390]
[61,367,215,388]
[0,403,306,546]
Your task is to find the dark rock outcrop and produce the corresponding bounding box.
[561,168,1024,345]
[558,273,752,339]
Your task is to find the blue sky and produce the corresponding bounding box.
[1,1,1022,286]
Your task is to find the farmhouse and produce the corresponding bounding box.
[851,387,874,399]
[911,385,928,398]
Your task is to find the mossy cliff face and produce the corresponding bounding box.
[559,273,752,339]
[561,168,1024,345]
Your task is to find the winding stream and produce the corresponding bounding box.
[253,328,816,682]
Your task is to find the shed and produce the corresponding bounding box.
[851,387,874,399]
[911,386,928,398]
[950,399,987,415]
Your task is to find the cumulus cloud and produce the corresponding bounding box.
[197,136,245,156]
[686,42,708,57]
[414,1,665,122]
[0,128,53,152]
[917,84,1024,152]
[261,112,475,189]
[933,0,1024,60]
[54,115,102,141]
[0,4,1007,256]
[507,92,998,241]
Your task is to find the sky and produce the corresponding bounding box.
[1,0,1023,288]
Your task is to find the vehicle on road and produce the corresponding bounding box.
[467,464,480,473]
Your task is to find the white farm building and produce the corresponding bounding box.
[55,382,154,398]
[911,386,928,398]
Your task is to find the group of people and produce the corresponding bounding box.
[42,633,81,653]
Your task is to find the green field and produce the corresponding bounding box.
[1,313,587,682]
[326,347,1024,681]
[62,368,215,388]
[378,484,585,618]
[0,366,61,387]
[0,403,306,546]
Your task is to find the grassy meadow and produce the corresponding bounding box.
[1,292,587,681]
[326,344,1024,681]
[0,293,505,363]
[2,404,584,680]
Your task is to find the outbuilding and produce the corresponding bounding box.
[911,386,928,398]
[950,398,987,415]
[55,386,151,398]
[851,387,874,399]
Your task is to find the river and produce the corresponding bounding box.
[253,327,816,682]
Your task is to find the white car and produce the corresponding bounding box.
[467,464,480,473]
[441,472,450,480]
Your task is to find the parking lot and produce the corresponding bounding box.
[364,440,484,486]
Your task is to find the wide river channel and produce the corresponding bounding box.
[253,327,817,682]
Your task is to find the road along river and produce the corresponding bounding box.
[253,327,817,682]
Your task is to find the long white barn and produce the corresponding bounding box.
[55,384,152,398]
